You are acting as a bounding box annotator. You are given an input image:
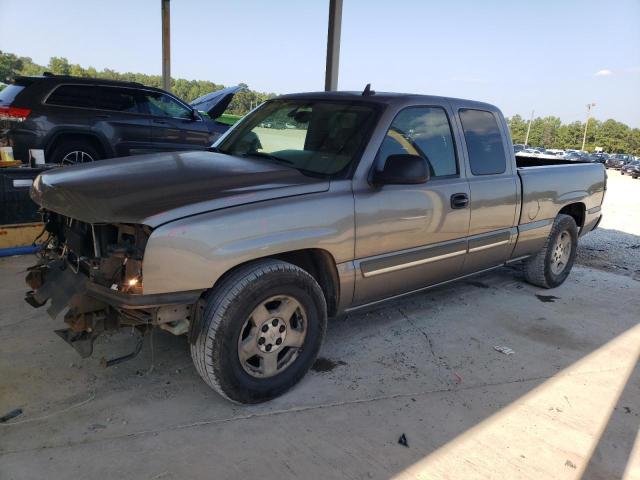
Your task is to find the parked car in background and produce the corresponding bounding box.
[513,143,526,153]
[590,152,609,164]
[563,151,590,162]
[0,74,241,164]
[621,159,640,176]
[545,149,565,157]
[606,153,632,170]
[25,91,605,403]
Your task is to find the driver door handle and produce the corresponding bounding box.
[451,193,469,209]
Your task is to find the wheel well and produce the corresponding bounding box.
[210,249,340,317]
[46,133,107,159]
[559,203,585,227]
[271,249,340,317]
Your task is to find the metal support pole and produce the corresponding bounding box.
[582,103,595,151]
[524,110,534,146]
[324,0,343,91]
[161,0,171,92]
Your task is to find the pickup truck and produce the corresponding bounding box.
[25,90,606,404]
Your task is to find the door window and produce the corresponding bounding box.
[142,92,192,119]
[46,85,95,108]
[459,109,507,175]
[379,107,458,177]
[95,87,143,113]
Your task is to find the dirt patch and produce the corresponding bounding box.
[466,281,490,289]
[536,294,560,303]
[311,357,346,373]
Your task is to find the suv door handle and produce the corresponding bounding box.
[450,193,469,209]
[153,119,168,124]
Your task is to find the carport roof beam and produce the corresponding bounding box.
[324,0,343,92]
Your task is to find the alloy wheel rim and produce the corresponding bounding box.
[237,295,307,378]
[550,230,572,275]
[61,150,95,165]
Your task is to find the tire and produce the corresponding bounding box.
[49,140,101,165]
[523,214,578,289]
[191,259,327,404]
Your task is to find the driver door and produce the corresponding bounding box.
[353,105,470,305]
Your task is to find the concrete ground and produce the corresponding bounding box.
[1,171,639,480]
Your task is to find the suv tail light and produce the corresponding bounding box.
[0,106,31,121]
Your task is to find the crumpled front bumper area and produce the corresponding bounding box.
[25,260,204,363]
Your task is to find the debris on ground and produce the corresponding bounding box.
[535,294,560,303]
[453,372,463,384]
[565,460,577,469]
[311,357,347,372]
[494,345,515,355]
[398,433,409,448]
[0,408,23,423]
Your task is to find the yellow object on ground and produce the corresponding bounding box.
[0,222,43,248]
[0,160,22,168]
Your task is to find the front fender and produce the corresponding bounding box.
[141,181,354,295]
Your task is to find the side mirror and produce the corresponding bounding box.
[371,154,430,185]
[191,109,201,121]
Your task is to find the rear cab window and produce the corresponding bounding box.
[459,109,507,175]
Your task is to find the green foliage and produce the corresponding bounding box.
[0,50,24,82]
[2,51,638,153]
[216,113,242,126]
[507,114,640,155]
[0,51,275,114]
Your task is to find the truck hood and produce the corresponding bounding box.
[31,151,329,227]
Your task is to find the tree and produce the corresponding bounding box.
[48,57,71,75]
[0,50,23,82]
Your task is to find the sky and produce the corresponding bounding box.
[1,0,639,126]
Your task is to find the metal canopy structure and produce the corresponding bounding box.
[160,0,344,93]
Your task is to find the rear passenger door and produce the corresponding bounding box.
[452,106,519,274]
[93,86,153,157]
[140,91,212,151]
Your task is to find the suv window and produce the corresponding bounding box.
[459,109,507,175]
[142,92,192,119]
[379,107,458,177]
[0,85,25,105]
[95,86,142,113]
[46,85,95,109]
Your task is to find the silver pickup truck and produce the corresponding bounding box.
[25,91,605,403]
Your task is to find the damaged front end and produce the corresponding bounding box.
[25,212,203,365]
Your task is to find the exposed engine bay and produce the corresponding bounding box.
[25,211,197,365]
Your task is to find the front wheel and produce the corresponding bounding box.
[191,259,327,404]
[49,140,101,165]
[523,214,578,289]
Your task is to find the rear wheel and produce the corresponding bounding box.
[49,140,101,165]
[191,259,327,404]
[523,214,578,289]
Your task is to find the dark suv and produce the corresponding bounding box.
[0,75,240,164]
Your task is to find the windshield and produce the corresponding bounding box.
[217,99,379,177]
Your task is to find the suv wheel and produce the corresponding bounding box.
[523,214,578,289]
[49,140,101,165]
[191,259,327,404]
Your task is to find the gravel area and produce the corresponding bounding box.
[577,169,640,281]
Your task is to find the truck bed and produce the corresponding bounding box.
[515,154,592,168]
